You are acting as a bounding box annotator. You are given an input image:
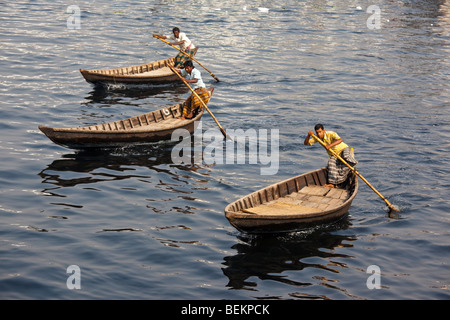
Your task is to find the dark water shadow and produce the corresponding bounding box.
[222,218,357,299]
[38,140,207,190]
[84,82,190,104]
[80,83,191,116]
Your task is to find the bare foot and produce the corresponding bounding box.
[324,184,335,188]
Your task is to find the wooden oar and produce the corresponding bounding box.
[154,35,220,82]
[168,65,227,139]
[311,133,399,213]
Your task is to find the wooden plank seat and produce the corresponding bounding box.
[242,185,349,215]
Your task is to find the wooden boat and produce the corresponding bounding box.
[80,48,199,85]
[224,167,358,234]
[39,87,213,149]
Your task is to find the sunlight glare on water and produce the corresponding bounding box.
[0,0,449,301]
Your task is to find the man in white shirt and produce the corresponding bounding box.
[175,60,210,119]
[180,61,205,90]
[153,27,196,67]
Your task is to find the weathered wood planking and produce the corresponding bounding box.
[39,87,214,149]
[224,167,358,233]
[80,48,199,84]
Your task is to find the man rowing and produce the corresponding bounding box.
[153,27,196,68]
[304,124,358,188]
[173,60,210,119]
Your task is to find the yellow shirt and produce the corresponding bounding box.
[308,130,348,156]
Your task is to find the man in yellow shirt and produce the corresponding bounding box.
[304,124,357,188]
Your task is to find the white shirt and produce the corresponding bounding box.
[181,68,205,90]
[166,32,195,51]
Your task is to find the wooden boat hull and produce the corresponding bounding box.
[39,88,213,149]
[224,167,358,234]
[80,49,198,85]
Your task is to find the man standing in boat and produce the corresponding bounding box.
[174,60,210,119]
[153,27,196,68]
[304,124,357,188]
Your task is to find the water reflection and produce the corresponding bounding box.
[77,83,192,124]
[38,142,209,190]
[222,219,356,299]
[84,82,190,105]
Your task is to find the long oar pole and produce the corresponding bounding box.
[311,133,399,213]
[168,65,227,139]
[154,35,220,82]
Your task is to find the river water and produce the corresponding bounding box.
[1,0,449,301]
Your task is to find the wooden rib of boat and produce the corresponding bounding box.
[79,48,199,85]
[224,167,358,234]
[39,87,213,149]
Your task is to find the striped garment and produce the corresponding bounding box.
[182,87,210,118]
[174,48,197,68]
[327,147,358,185]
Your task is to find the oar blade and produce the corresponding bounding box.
[211,73,220,82]
[388,204,400,213]
[310,133,399,214]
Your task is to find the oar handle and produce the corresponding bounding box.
[168,65,227,138]
[310,133,398,212]
[154,35,189,56]
[154,35,220,82]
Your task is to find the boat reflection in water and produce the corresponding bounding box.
[222,220,356,299]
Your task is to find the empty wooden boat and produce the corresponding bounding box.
[39,87,213,149]
[80,48,198,85]
[224,167,358,234]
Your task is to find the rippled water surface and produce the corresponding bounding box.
[1,0,449,300]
